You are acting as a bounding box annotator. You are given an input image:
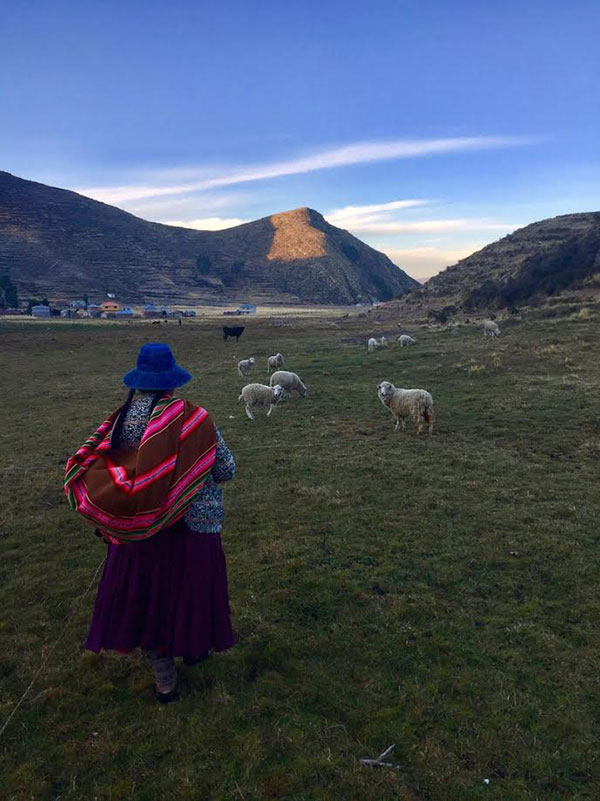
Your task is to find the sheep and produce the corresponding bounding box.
[269,370,307,397]
[237,357,256,377]
[267,352,284,373]
[367,337,378,353]
[238,383,284,420]
[379,336,388,348]
[377,380,434,435]
[483,320,501,337]
[398,334,416,347]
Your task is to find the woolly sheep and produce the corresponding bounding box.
[377,380,434,435]
[483,320,501,337]
[398,334,416,347]
[237,357,256,377]
[367,337,378,353]
[269,370,307,397]
[238,383,284,420]
[379,336,388,348]
[267,352,285,372]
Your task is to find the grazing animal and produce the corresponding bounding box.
[151,320,161,326]
[269,370,307,397]
[223,325,245,341]
[238,383,284,420]
[267,353,284,373]
[377,380,434,435]
[367,337,378,353]
[483,320,501,337]
[237,357,256,377]
[398,334,416,347]
[379,336,388,348]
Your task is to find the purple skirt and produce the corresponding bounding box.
[85,522,235,659]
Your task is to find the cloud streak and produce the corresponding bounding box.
[77,135,534,205]
[336,218,521,234]
[164,216,249,230]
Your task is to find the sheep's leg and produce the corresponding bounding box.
[245,405,254,420]
[394,417,400,431]
[267,403,276,417]
[428,412,434,436]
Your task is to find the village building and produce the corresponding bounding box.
[115,307,134,318]
[100,301,120,313]
[31,304,51,318]
[143,303,161,318]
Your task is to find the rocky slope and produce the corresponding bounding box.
[422,212,600,309]
[0,171,417,305]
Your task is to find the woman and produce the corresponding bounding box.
[66,343,235,702]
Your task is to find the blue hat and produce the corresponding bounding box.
[123,343,192,390]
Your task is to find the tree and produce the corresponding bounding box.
[195,255,212,275]
[0,275,19,308]
[83,293,89,310]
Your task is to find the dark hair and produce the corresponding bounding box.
[111,389,165,449]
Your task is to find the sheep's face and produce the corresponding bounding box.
[299,385,307,397]
[249,357,255,365]
[272,384,284,402]
[377,381,395,406]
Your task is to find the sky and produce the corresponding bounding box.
[1,0,599,279]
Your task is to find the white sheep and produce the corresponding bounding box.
[379,336,388,348]
[398,334,416,347]
[238,383,284,420]
[269,370,307,397]
[267,352,285,373]
[367,337,378,353]
[377,380,434,435]
[483,320,501,337]
[237,357,256,377]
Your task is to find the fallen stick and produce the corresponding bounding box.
[360,744,398,768]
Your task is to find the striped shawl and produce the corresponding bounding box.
[64,396,217,543]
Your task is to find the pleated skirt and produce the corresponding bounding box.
[85,522,235,659]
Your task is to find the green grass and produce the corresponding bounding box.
[1,314,599,800]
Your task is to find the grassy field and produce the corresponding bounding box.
[0,312,599,800]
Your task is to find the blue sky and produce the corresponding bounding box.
[1,0,598,278]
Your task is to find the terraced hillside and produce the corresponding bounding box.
[0,171,417,305]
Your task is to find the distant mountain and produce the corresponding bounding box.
[423,212,600,309]
[0,171,418,305]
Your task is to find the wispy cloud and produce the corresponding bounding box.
[323,199,520,237]
[325,199,430,226]
[76,135,534,206]
[338,218,521,234]
[164,216,249,230]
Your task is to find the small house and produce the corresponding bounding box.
[143,303,161,318]
[87,304,101,318]
[237,303,257,314]
[32,304,51,318]
[115,307,134,318]
[100,301,120,313]
[69,299,87,309]
[182,310,196,317]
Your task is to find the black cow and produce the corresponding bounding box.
[223,325,245,341]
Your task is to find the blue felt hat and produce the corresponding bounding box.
[123,343,192,390]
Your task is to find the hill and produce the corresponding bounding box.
[0,171,418,305]
[421,212,600,310]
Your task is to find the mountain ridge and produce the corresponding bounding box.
[0,171,418,305]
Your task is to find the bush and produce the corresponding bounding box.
[341,243,360,263]
[195,255,212,275]
[0,275,18,308]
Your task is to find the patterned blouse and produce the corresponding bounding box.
[120,393,236,533]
